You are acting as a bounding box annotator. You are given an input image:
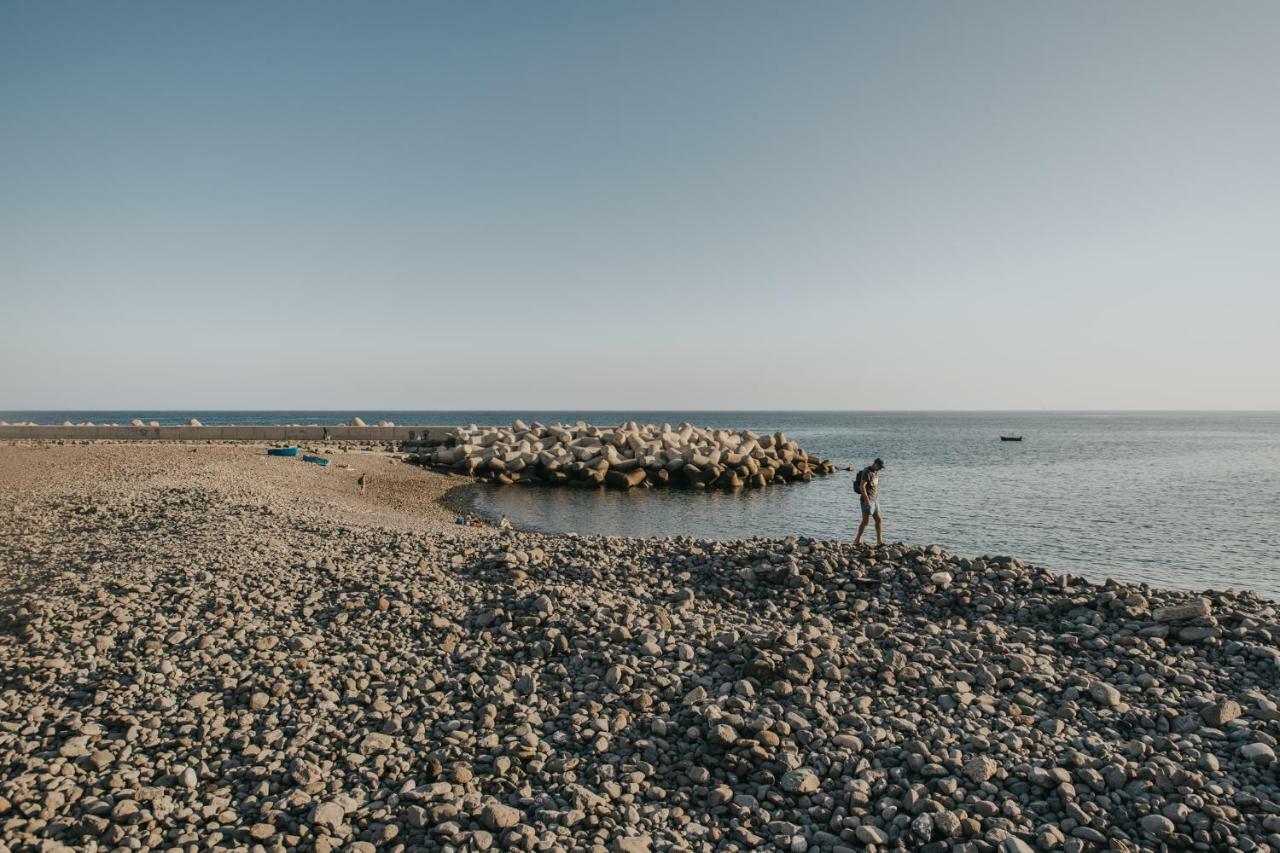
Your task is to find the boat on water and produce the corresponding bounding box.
[1000,436,1023,442]
[267,446,300,457]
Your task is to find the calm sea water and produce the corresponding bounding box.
[6,411,1279,597]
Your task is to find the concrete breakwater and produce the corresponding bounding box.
[413,421,837,489]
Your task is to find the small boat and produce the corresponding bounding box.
[302,454,330,466]
[1000,436,1023,442]
[267,446,300,457]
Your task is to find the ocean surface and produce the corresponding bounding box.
[6,411,1279,598]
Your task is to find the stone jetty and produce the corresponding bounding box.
[416,421,838,489]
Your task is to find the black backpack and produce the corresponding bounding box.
[854,467,869,494]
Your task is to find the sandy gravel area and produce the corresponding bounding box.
[0,442,486,605]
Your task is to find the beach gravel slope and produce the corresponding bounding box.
[2,444,1279,851]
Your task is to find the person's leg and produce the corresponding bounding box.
[873,509,883,545]
[854,512,870,545]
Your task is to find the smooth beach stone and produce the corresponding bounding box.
[1089,681,1122,707]
[1201,699,1242,727]
[780,768,820,794]
[1153,599,1212,622]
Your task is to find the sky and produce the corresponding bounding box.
[2,2,1277,410]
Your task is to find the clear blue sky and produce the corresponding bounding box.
[2,2,1277,409]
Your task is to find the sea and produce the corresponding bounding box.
[5,410,1279,598]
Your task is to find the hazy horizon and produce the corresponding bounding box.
[4,407,1278,417]
[3,2,1278,410]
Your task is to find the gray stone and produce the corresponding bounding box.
[1201,699,1242,728]
[781,768,820,794]
[856,825,888,844]
[1152,598,1212,622]
[480,800,521,831]
[963,756,999,784]
[1000,838,1035,853]
[1089,681,1122,707]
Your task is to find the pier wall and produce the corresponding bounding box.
[0,425,457,443]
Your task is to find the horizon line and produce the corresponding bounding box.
[3,408,1278,415]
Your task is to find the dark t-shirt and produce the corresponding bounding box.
[856,467,879,501]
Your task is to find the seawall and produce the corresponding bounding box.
[0,425,456,442]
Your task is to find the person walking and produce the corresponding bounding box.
[853,457,885,547]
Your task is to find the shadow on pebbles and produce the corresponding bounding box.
[3,463,1280,852]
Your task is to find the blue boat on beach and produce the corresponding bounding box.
[302,454,329,466]
[267,446,300,457]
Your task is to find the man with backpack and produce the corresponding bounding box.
[853,458,885,547]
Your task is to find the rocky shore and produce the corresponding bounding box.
[3,444,1280,853]
[415,421,838,490]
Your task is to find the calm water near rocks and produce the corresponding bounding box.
[455,411,1280,598]
[8,410,1279,596]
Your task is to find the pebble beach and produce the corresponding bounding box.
[4,442,1280,853]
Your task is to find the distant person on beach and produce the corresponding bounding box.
[357,473,368,495]
[853,458,885,547]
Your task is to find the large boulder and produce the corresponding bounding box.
[605,468,648,489]
[1153,599,1211,622]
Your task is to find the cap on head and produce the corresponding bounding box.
[873,458,885,469]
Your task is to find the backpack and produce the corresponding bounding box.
[854,467,869,494]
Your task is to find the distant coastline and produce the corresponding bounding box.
[3,408,1279,427]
